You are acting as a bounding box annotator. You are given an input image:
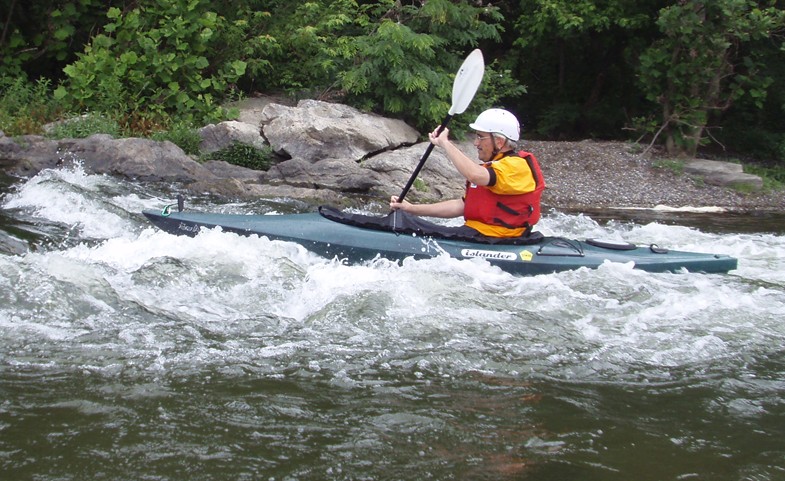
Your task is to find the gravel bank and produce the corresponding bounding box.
[527,139,785,213]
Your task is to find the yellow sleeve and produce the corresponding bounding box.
[488,156,536,194]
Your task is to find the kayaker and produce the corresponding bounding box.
[389,108,545,239]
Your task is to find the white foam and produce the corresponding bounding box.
[3,164,136,239]
[2,172,784,383]
[617,204,729,213]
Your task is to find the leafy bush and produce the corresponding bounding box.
[746,164,785,190]
[534,103,581,138]
[229,0,519,134]
[0,76,64,135]
[0,0,114,80]
[338,0,510,132]
[150,122,203,156]
[637,0,784,157]
[204,143,275,171]
[45,113,121,139]
[54,1,246,127]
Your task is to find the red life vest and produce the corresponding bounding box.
[463,150,546,233]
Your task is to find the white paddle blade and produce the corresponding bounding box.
[448,49,485,115]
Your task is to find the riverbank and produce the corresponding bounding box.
[2,115,782,214]
[528,139,785,213]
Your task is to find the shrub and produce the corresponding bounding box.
[150,122,202,156]
[204,143,275,171]
[54,1,246,127]
[45,113,121,139]
[0,76,64,135]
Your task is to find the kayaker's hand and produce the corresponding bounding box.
[389,195,412,212]
[428,126,450,148]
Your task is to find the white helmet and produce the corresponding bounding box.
[469,108,520,141]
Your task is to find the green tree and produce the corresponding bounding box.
[512,0,659,138]
[0,0,116,79]
[222,1,521,133]
[637,0,785,157]
[340,0,525,132]
[53,0,247,128]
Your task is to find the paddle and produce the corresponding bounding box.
[395,49,485,204]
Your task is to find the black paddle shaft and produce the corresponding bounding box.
[396,114,453,204]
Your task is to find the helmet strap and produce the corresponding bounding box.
[489,133,500,158]
[489,133,512,158]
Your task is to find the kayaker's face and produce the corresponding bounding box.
[474,131,496,161]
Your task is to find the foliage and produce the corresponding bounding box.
[45,113,121,139]
[53,0,247,127]
[413,178,428,193]
[746,163,785,190]
[2,0,785,166]
[0,75,64,135]
[637,0,785,157]
[251,0,356,95]
[338,0,510,132]
[150,121,202,156]
[225,0,518,133]
[0,0,117,79]
[652,158,686,175]
[203,143,275,171]
[513,0,659,139]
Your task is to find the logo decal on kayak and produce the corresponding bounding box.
[178,222,201,233]
[461,249,517,261]
[519,250,533,262]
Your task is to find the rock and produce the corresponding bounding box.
[266,157,385,193]
[684,159,763,191]
[1,134,220,185]
[60,135,216,183]
[361,142,468,201]
[225,96,292,127]
[199,120,267,154]
[0,134,62,175]
[202,160,265,182]
[0,100,426,201]
[260,99,419,161]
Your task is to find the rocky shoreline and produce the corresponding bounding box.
[528,139,785,213]
[1,97,782,214]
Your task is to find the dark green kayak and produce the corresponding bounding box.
[142,206,738,276]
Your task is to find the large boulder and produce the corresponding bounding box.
[224,96,290,127]
[260,99,420,161]
[59,135,217,183]
[684,159,763,191]
[361,143,467,201]
[0,134,63,175]
[0,132,219,184]
[199,120,267,154]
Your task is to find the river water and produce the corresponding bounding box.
[1,164,784,480]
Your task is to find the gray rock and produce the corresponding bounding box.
[199,120,267,154]
[61,135,216,183]
[225,96,291,127]
[1,134,219,185]
[684,159,763,190]
[0,134,62,175]
[260,99,419,161]
[362,142,467,201]
[202,160,265,182]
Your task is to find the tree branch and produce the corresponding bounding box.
[1,0,18,47]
